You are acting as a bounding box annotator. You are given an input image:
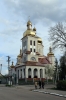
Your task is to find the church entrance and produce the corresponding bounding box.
[28,68,31,78]
[34,69,38,78]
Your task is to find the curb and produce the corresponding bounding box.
[33,90,66,98]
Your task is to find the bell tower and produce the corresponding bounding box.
[47,46,55,66]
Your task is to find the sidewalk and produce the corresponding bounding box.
[33,84,66,98]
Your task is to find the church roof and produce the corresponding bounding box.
[38,57,51,64]
[17,57,51,67]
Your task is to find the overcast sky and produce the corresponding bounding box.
[0,0,66,75]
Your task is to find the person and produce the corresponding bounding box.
[0,79,1,84]
[38,80,41,89]
[35,81,37,89]
[41,80,45,89]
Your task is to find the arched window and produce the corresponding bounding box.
[28,68,31,78]
[34,69,38,78]
[40,69,43,78]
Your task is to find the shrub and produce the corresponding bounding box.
[5,84,12,87]
[56,80,66,90]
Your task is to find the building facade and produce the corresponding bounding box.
[9,20,55,84]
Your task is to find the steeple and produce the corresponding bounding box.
[33,27,36,31]
[27,20,32,30]
[23,19,36,37]
[33,24,36,34]
[49,46,52,53]
[20,46,22,55]
[47,46,54,56]
[10,61,15,68]
[12,61,14,66]
[17,47,22,58]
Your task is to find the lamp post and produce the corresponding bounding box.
[0,64,2,84]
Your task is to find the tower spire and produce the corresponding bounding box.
[20,46,22,55]
[33,24,36,33]
[27,16,32,30]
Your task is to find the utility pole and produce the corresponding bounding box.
[0,64,2,74]
[64,44,66,80]
[6,56,10,75]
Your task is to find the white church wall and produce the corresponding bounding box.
[26,66,45,78]
[37,44,44,56]
[16,66,26,79]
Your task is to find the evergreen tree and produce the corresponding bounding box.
[59,54,66,80]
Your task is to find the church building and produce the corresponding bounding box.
[9,20,55,84]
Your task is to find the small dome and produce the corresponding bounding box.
[47,52,54,56]
[10,61,15,68]
[33,27,36,31]
[38,37,42,42]
[27,20,32,26]
[17,48,22,58]
[47,46,54,56]
[17,54,22,58]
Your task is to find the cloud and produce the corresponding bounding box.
[4,0,66,24]
[2,69,8,75]
[0,18,10,25]
[0,0,65,75]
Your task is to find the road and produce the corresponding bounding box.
[0,86,66,100]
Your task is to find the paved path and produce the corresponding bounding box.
[15,84,66,98]
[0,84,66,98]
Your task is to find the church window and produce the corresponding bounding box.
[30,48,32,52]
[24,57,26,62]
[18,70,19,79]
[21,69,22,78]
[24,69,25,77]
[34,41,35,46]
[30,40,32,45]
[34,49,35,52]
[24,49,26,53]
[23,41,26,47]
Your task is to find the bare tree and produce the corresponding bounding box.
[49,22,66,50]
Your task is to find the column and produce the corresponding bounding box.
[25,68,28,78]
[31,69,33,78]
[43,68,45,78]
